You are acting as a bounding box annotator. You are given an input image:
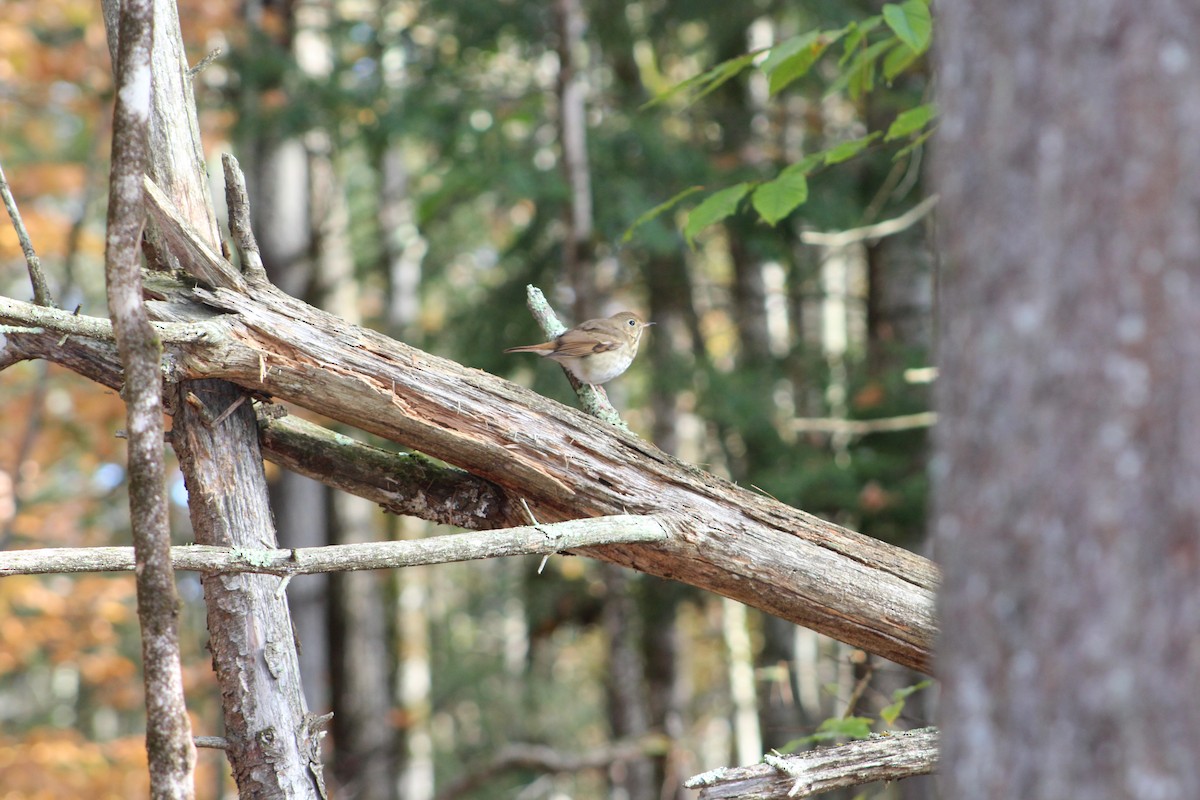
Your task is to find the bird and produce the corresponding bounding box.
[504,311,654,386]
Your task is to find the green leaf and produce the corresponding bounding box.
[690,52,759,106]
[879,700,904,726]
[644,52,760,110]
[879,679,932,725]
[882,0,932,54]
[683,183,752,247]
[829,38,894,99]
[822,132,882,165]
[762,28,848,95]
[752,167,809,226]
[815,716,873,740]
[839,17,883,67]
[761,32,820,75]
[792,153,825,174]
[621,186,704,244]
[773,736,812,754]
[884,103,937,141]
[882,41,921,81]
[774,715,875,753]
[892,679,933,702]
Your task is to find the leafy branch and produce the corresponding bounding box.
[627,0,936,247]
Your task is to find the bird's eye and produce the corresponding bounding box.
[627,319,636,326]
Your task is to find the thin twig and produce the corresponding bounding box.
[0,159,55,307]
[186,47,223,77]
[0,514,670,577]
[791,412,936,437]
[193,737,230,750]
[800,195,939,248]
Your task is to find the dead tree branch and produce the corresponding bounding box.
[685,728,938,799]
[256,412,526,528]
[0,169,940,674]
[0,324,527,532]
[0,159,54,307]
[0,515,669,577]
[0,218,938,675]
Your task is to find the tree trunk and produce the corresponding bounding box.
[933,1,1200,796]
[174,380,325,797]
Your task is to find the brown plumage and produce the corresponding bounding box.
[504,311,653,385]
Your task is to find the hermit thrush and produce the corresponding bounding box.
[505,311,654,386]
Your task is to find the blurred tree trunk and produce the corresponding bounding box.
[374,67,435,800]
[639,584,688,800]
[643,255,700,799]
[934,1,1200,797]
[393,519,435,800]
[554,0,598,321]
[554,5,659,795]
[328,493,394,800]
[730,233,773,366]
[603,568,655,800]
[757,614,803,752]
[644,254,693,455]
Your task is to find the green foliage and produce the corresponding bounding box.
[751,166,809,227]
[885,103,937,140]
[880,679,934,725]
[683,183,752,247]
[832,37,897,99]
[621,186,704,244]
[630,5,937,247]
[882,0,933,54]
[822,132,883,165]
[777,716,874,752]
[776,680,933,752]
[893,126,938,161]
[642,51,762,110]
[761,27,849,95]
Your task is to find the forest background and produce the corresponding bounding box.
[0,0,936,798]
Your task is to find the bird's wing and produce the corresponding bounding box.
[552,326,620,356]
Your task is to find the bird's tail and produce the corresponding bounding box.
[503,343,554,354]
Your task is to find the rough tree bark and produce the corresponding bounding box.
[0,190,940,675]
[934,0,1200,796]
[174,380,327,796]
[100,0,323,795]
[101,0,196,795]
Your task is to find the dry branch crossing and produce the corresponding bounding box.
[0,515,669,577]
[0,174,940,674]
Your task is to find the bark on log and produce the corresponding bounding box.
[0,176,940,673]
[151,182,939,673]
[684,727,938,799]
